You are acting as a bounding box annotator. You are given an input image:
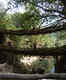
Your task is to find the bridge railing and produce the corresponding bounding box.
[0,73,66,80]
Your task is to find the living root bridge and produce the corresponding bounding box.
[0,45,66,56]
[0,24,66,35]
[0,73,66,79]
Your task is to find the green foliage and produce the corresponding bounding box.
[11,4,40,30]
[59,31,66,40]
[0,13,16,30]
[8,31,66,49]
[0,13,7,29]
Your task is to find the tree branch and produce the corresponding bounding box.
[0,24,66,35]
[36,4,64,15]
[24,1,64,15]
